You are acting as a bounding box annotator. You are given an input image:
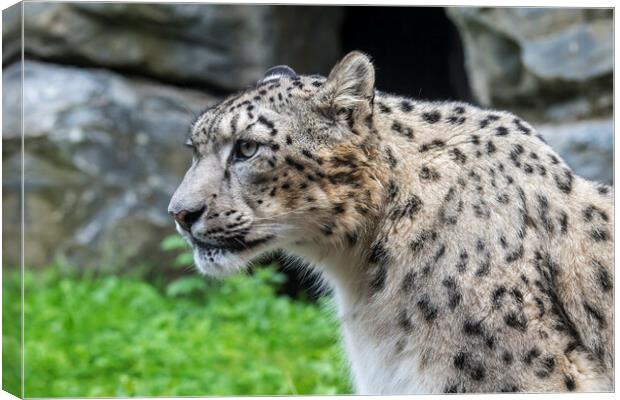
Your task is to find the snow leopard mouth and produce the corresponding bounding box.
[191,235,275,254]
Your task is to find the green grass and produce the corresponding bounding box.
[3,269,22,397]
[3,265,352,397]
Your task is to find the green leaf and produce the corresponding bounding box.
[160,235,187,251]
[165,276,208,298]
[173,252,194,267]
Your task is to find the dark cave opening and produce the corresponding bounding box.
[340,6,473,103]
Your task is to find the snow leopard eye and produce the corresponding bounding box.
[185,138,199,159]
[234,140,259,161]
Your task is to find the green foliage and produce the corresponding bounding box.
[4,265,352,397]
[160,234,194,268]
[2,269,22,397]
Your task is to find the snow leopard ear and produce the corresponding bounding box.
[260,65,297,83]
[317,51,375,119]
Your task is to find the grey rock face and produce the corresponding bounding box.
[9,3,343,91]
[2,60,217,268]
[446,8,613,110]
[447,7,613,186]
[522,19,612,82]
[538,119,613,185]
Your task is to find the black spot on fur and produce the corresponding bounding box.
[284,156,305,171]
[486,141,496,154]
[506,244,524,263]
[417,295,438,322]
[534,297,545,317]
[453,352,485,381]
[387,180,399,201]
[390,195,423,220]
[496,193,509,204]
[475,254,491,277]
[496,126,509,136]
[422,111,441,123]
[593,260,612,292]
[443,384,459,394]
[320,224,334,235]
[400,100,414,112]
[583,204,609,223]
[533,251,582,342]
[456,251,468,273]
[513,118,531,135]
[559,211,568,234]
[398,309,413,332]
[447,115,466,124]
[410,230,437,254]
[419,139,445,152]
[502,351,513,365]
[257,115,278,136]
[480,114,499,128]
[564,375,576,391]
[369,266,387,293]
[385,147,398,168]
[504,311,527,332]
[537,164,547,176]
[499,384,519,392]
[511,288,524,306]
[434,245,446,262]
[369,240,389,264]
[492,286,507,308]
[449,148,467,164]
[378,103,391,113]
[401,271,416,292]
[554,169,573,194]
[537,195,554,234]
[391,120,402,133]
[535,356,555,378]
[345,231,358,246]
[442,277,462,310]
[463,319,484,336]
[472,200,490,219]
[597,184,610,195]
[523,347,541,365]
[548,154,559,164]
[419,166,440,181]
[583,302,606,328]
[454,352,468,370]
[590,228,609,242]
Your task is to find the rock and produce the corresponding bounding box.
[446,8,613,114]
[537,118,613,185]
[446,7,612,188]
[522,20,612,82]
[2,60,218,268]
[6,3,343,91]
[2,4,22,64]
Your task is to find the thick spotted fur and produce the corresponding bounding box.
[169,52,613,394]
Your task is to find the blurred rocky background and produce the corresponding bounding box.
[2,4,613,276]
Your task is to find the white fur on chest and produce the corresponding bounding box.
[335,293,440,394]
[289,247,440,394]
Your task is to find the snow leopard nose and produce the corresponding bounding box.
[171,206,206,232]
